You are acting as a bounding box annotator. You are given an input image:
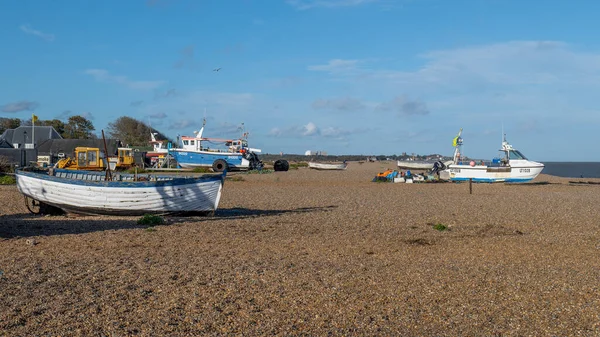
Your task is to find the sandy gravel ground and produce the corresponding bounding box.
[1,161,600,336]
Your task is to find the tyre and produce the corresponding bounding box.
[212,159,228,172]
[273,159,289,172]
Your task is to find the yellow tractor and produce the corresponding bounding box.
[55,147,136,171]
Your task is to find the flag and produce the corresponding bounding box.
[32,114,38,123]
[452,128,463,147]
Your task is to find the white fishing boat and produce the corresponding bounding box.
[445,129,544,183]
[16,168,225,215]
[308,161,348,170]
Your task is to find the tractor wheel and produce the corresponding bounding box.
[212,159,229,172]
[273,160,289,172]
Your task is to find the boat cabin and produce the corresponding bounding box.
[225,139,248,153]
[180,136,248,154]
[489,141,529,167]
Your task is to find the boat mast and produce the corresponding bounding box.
[192,118,207,152]
[452,128,463,164]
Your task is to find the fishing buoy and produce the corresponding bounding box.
[470,161,475,167]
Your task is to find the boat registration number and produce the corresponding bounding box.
[519,168,530,173]
[450,168,461,173]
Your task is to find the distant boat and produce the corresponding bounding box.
[146,132,170,167]
[16,168,225,215]
[308,161,348,170]
[445,129,544,183]
[397,160,453,170]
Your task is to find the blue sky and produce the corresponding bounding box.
[1,0,599,161]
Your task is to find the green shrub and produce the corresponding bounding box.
[433,223,448,231]
[137,214,164,226]
[227,176,245,182]
[0,175,16,185]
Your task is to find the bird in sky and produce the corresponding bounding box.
[213,68,221,72]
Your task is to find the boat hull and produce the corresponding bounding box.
[169,150,249,170]
[308,162,347,170]
[446,161,544,183]
[16,169,225,215]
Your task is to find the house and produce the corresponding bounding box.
[0,126,124,167]
[0,126,63,167]
[0,126,63,149]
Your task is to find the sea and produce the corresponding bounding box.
[542,162,600,179]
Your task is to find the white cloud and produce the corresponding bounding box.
[307,59,360,73]
[350,41,600,89]
[303,122,319,136]
[19,24,55,42]
[84,69,165,90]
[287,0,380,10]
[269,122,368,141]
[308,41,600,120]
[268,123,319,138]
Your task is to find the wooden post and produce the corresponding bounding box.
[469,178,473,194]
[101,130,113,181]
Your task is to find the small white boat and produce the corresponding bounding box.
[308,162,348,170]
[397,160,453,170]
[445,129,544,183]
[16,168,225,215]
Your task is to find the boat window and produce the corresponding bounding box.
[509,150,527,160]
[88,151,97,165]
[183,140,189,146]
[190,140,195,145]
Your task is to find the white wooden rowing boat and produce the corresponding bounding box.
[16,168,225,215]
[308,162,348,170]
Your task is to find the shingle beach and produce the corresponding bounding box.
[1,161,599,336]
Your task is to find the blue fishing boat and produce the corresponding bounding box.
[169,120,288,172]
